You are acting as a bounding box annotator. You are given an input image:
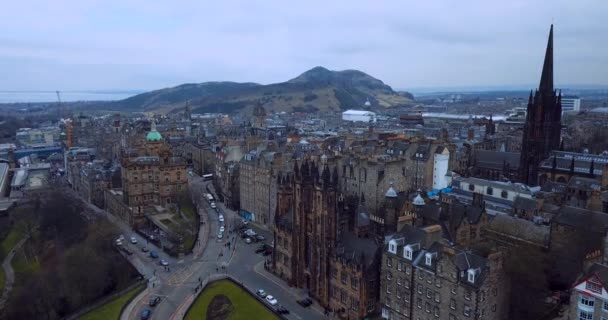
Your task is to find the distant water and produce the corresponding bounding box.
[0,91,141,103]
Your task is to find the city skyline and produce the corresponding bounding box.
[1,0,607,91]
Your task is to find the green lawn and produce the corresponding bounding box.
[11,246,41,276]
[0,225,25,260]
[185,279,278,320]
[79,284,145,320]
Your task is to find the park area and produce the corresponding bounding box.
[185,279,278,320]
[79,284,145,320]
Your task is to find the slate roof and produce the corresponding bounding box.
[485,214,550,246]
[513,196,538,211]
[568,176,601,191]
[552,206,608,233]
[474,150,520,170]
[337,231,379,268]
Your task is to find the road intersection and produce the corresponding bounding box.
[115,178,326,320]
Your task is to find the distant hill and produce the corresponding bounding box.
[108,66,414,114]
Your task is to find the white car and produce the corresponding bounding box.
[210,203,217,209]
[115,239,123,246]
[219,226,225,233]
[219,216,225,223]
[217,233,224,239]
[245,237,252,244]
[256,289,267,298]
[265,295,278,306]
[130,236,138,244]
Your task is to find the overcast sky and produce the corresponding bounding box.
[1,0,606,91]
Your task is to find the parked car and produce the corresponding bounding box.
[217,233,223,240]
[210,202,217,209]
[149,296,161,307]
[265,295,278,306]
[297,298,313,307]
[277,306,290,314]
[255,235,266,241]
[130,236,138,244]
[255,246,266,254]
[149,251,159,259]
[115,239,123,246]
[241,219,249,226]
[256,289,267,298]
[141,246,149,252]
[245,237,252,244]
[140,309,152,320]
[121,246,133,255]
[159,259,169,266]
[219,226,225,233]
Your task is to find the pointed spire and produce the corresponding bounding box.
[528,90,534,104]
[539,24,554,93]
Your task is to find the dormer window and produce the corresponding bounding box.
[389,242,397,254]
[467,268,478,284]
[425,253,433,266]
[404,245,413,260]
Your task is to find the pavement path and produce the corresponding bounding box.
[0,236,28,309]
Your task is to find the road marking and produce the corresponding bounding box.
[177,259,184,264]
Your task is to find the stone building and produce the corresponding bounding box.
[568,263,608,320]
[120,124,188,221]
[273,160,381,319]
[380,225,509,320]
[239,151,285,227]
[184,139,215,175]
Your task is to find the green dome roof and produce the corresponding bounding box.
[146,130,162,141]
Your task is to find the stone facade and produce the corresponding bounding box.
[380,225,509,320]
[239,151,284,227]
[273,160,381,319]
[120,131,188,217]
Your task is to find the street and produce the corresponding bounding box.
[105,176,327,320]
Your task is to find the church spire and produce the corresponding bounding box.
[539,24,554,93]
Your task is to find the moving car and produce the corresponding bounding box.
[256,289,267,298]
[149,251,159,259]
[245,237,252,244]
[130,236,138,244]
[210,202,217,209]
[159,259,169,266]
[265,295,278,306]
[255,235,266,241]
[219,226,225,233]
[149,296,161,307]
[140,309,152,320]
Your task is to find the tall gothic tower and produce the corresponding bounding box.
[520,25,562,185]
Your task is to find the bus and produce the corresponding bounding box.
[202,174,213,181]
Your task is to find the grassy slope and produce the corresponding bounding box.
[185,279,278,320]
[78,284,145,320]
[0,224,26,292]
